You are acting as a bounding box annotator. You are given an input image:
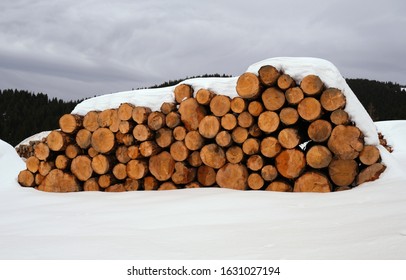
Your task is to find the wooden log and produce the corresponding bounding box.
[38,169,80,192]
[38,161,54,176]
[165,111,181,128]
[155,127,174,148]
[247,155,264,171]
[132,106,151,124]
[185,131,205,151]
[59,114,83,134]
[158,181,178,191]
[197,165,217,186]
[297,97,322,121]
[83,111,100,132]
[261,165,278,182]
[133,124,153,142]
[71,155,93,181]
[258,111,280,133]
[275,149,306,179]
[265,181,292,192]
[91,128,115,154]
[91,154,114,175]
[55,154,70,170]
[108,110,120,133]
[127,159,148,180]
[143,176,158,190]
[247,173,264,190]
[98,174,117,189]
[140,141,161,157]
[127,145,141,160]
[231,127,248,144]
[170,141,189,162]
[112,163,127,180]
[172,162,196,185]
[87,147,99,158]
[35,173,45,186]
[116,133,134,146]
[236,72,261,99]
[188,151,203,167]
[174,84,193,103]
[260,136,282,158]
[262,87,285,111]
[18,170,35,187]
[279,107,299,126]
[308,119,332,143]
[160,102,177,115]
[248,124,262,138]
[200,144,226,169]
[258,65,280,87]
[216,163,248,190]
[294,172,332,192]
[118,103,135,121]
[116,145,131,164]
[359,145,380,165]
[306,145,332,169]
[178,98,206,131]
[84,178,101,191]
[147,111,166,131]
[118,120,134,134]
[327,125,364,160]
[230,97,247,113]
[356,163,386,185]
[47,131,72,152]
[215,131,233,148]
[320,88,346,111]
[97,109,115,128]
[330,109,349,125]
[196,89,215,105]
[124,178,141,191]
[237,111,254,128]
[278,128,300,149]
[210,95,231,117]
[149,151,175,181]
[199,115,220,139]
[221,113,237,130]
[65,144,82,159]
[247,101,264,117]
[328,158,358,187]
[226,146,244,164]
[285,87,304,105]
[277,73,295,90]
[105,183,126,192]
[76,129,92,149]
[173,126,187,141]
[185,182,202,189]
[300,74,324,96]
[26,156,40,173]
[242,138,260,155]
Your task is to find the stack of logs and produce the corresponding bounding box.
[17,65,386,192]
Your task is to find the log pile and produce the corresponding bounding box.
[18,65,386,192]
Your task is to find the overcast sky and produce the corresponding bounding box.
[1,0,405,100]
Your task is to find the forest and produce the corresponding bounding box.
[1,77,405,146]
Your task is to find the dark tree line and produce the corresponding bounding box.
[1,77,405,146]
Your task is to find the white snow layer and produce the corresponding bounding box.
[0,121,405,260]
[72,57,378,145]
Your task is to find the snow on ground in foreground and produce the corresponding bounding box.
[0,121,405,260]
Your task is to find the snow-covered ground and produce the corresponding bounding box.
[1,57,405,260]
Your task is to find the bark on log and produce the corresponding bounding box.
[132,106,151,124]
[247,155,264,171]
[216,163,248,190]
[127,159,149,180]
[236,72,261,99]
[210,95,231,117]
[279,107,299,126]
[143,176,158,190]
[197,165,217,186]
[258,65,280,87]
[215,131,233,148]
[359,145,380,165]
[76,129,92,149]
[260,136,282,158]
[172,162,196,185]
[277,74,295,90]
[294,172,332,192]
[185,131,205,151]
[265,181,292,192]
[91,128,115,154]
[327,125,364,159]
[91,154,114,175]
[230,97,247,113]
[247,101,264,117]
[188,151,203,167]
[231,127,248,144]
[173,126,187,141]
[306,145,332,169]
[65,144,82,159]
[258,111,280,133]
[140,141,161,157]
[113,163,127,180]
[237,111,254,128]
[328,158,358,187]
[221,113,237,130]
[38,169,80,192]
[84,178,100,191]
[262,87,285,111]
[178,98,206,131]
[330,109,349,125]
[26,156,40,173]
[261,165,278,182]
[59,114,83,134]
[275,149,306,179]
[356,163,386,185]
[297,97,322,121]
[320,88,346,111]
[200,144,226,169]
[170,141,189,162]
[242,138,260,155]
[174,84,193,103]
[285,87,304,105]
[149,151,175,181]
[199,115,220,139]
[165,112,181,128]
[71,155,93,181]
[118,103,135,121]
[196,89,215,105]
[147,111,166,131]
[308,119,332,142]
[34,142,50,161]
[160,102,177,115]
[124,178,141,191]
[226,146,244,164]
[47,131,72,152]
[300,74,324,96]
[116,145,131,164]
[18,170,35,187]
[133,124,153,142]
[278,128,300,149]
[83,111,100,132]
[155,127,174,148]
[247,173,264,190]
